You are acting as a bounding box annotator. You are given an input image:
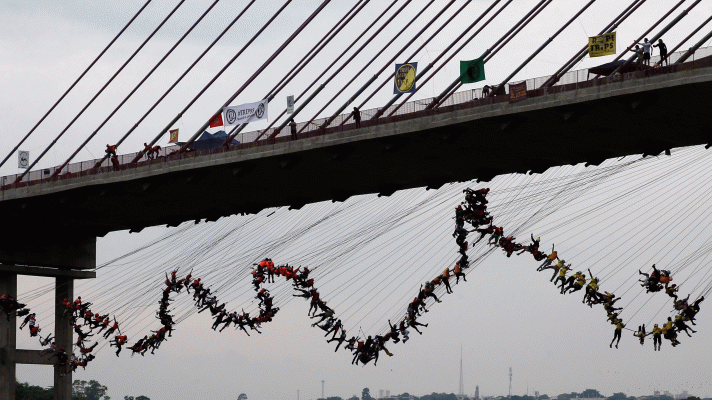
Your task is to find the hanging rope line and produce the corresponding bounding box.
[6,145,712,370]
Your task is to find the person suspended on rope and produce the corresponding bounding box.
[421,281,442,303]
[488,226,504,246]
[324,319,343,340]
[562,271,584,294]
[79,342,98,355]
[633,325,647,345]
[665,284,680,301]
[388,320,401,343]
[682,296,704,325]
[610,319,625,349]
[345,336,358,352]
[674,314,696,337]
[458,239,469,255]
[308,290,321,316]
[650,324,662,351]
[659,269,673,286]
[518,234,541,255]
[537,245,557,271]
[453,262,467,284]
[674,294,690,311]
[639,264,662,292]
[454,227,469,246]
[546,258,567,282]
[328,329,347,352]
[41,342,56,356]
[74,325,93,342]
[554,263,571,292]
[19,312,36,330]
[29,325,41,337]
[312,307,335,326]
[257,288,270,304]
[662,317,680,347]
[441,268,453,294]
[39,333,55,347]
[351,339,366,365]
[103,320,120,339]
[212,309,227,331]
[583,276,601,306]
[474,225,495,245]
[128,336,148,356]
[407,315,428,335]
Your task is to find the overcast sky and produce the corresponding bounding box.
[4,1,712,400]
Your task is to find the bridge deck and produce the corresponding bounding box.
[2,61,712,240]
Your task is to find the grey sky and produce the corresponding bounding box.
[4,1,712,399]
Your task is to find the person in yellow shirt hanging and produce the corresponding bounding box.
[662,317,680,347]
[563,271,586,295]
[548,258,568,283]
[554,263,570,293]
[633,325,647,345]
[651,324,662,351]
[610,319,625,349]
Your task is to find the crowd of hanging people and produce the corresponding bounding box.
[0,187,706,371]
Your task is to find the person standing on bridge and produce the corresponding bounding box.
[640,38,652,66]
[105,144,118,157]
[654,39,668,66]
[289,119,297,140]
[351,106,361,128]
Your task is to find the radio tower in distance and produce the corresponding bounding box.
[457,346,464,400]
[508,367,512,397]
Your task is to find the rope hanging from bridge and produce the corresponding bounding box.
[6,146,712,370]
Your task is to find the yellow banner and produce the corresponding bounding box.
[588,32,616,57]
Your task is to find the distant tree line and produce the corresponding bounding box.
[15,379,149,400]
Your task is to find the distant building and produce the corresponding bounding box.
[381,390,385,399]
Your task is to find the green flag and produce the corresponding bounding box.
[460,57,485,84]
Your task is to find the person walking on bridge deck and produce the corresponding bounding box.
[351,106,361,128]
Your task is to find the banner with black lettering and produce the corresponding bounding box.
[223,99,269,126]
[588,32,616,57]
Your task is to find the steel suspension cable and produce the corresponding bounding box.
[53,0,221,177]
[434,1,560,109]
[538,0,646,88]
[339,0,474,126]
[223,0,372,144]
[113,1,258,166]
[370,0,507,121]
[0,0,152,171]
[265,0,415,139]
[610,0,702,76]
[178,0,332,153]
[659,14,712,66]
[301,0,450,132]
[14,0,187,183]
[128,0,291,161]
[388,0,545,116]
[598,0,687,77]
[250,0,399,142]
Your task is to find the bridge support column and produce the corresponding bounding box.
[0,265,95,400]
[54,277,73,400]
[0,272,18,400]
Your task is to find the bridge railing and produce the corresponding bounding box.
[2,45,711,190]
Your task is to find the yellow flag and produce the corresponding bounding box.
[588,32,616,57]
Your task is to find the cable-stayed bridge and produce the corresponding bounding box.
[2,1,712,399]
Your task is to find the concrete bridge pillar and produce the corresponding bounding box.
[0,265,95,400]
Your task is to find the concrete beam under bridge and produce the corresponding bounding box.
[1,66,712,236]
